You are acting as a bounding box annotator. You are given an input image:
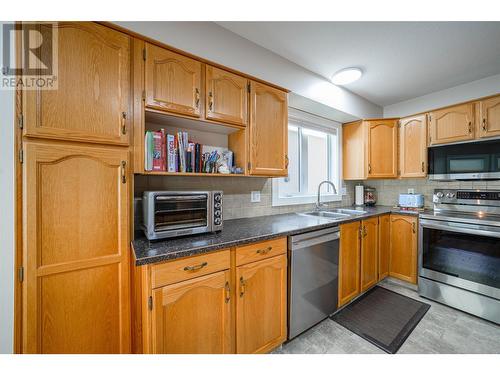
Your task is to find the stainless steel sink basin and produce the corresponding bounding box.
[330,208,367,215]
[299,211,350,219]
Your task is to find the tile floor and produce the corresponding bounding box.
[273,278,500,354]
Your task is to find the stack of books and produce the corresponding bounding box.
[144,130,213,173]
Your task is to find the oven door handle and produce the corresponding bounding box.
[420,219,500,238]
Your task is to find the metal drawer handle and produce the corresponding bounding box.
[121,112,127,135]
[184,261,208,271]
[482,118,487,131]
[224,281,230,303]
[468,121,472,134]
[368,163,372,174]
[195,88,200,108]
[239,276,246,297]
[121,161,126,184]
[412,222,416,233]
[256,246,272,255]
[421,162,425,173]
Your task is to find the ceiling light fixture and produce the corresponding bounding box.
[331,67,363,85]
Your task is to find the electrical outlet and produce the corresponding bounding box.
[250,191,261,203]
[408,188,415,194]
[341,187,347,196]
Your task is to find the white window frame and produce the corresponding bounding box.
[272,108,343,207]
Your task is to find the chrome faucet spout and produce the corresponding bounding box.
[316,180,337,210]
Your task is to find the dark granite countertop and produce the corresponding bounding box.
[131,205,423,266]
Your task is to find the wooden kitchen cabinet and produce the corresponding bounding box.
[236,254,287,354]
[22,141,130,353]
[145,43,202,118]
[428,103,475,145]
[478,96,500,138]
[342,119,398,180]
[338,221,361,306]
[389,214,418,284]
[205,65,248,127]
[151,270,232,354]
[23,22,131,145]
[378,214,391,281]
[360,217,379,292]
[399,114,427,178]
[248,81,288,176]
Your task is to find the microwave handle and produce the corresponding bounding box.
[420,219,500,239]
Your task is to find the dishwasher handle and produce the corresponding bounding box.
[290,229,340,250]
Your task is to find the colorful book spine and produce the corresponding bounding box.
[167,134,176,172]
[152,131,163,171]
[160,129,166,171]
[144,131,154,171]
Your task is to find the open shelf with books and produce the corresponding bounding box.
[137,110,248,177]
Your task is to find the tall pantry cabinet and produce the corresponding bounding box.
[20,22,131,353]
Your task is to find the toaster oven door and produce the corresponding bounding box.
[154,193,210,236]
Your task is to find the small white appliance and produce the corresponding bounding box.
[398,193,424,208]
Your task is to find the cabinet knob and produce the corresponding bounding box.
[195,88,200,108]
[412,222,416,234]
[421,162,425,173]
[239,276,246,297]
[482,118,487,131]
[208,91,213,111]
[468,121,472,134]
[224,281,231,304]
[368,164,372,174]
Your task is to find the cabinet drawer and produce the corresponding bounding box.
[151,249,230,288]
[236,237,287,266]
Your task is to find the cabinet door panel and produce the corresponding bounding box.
[145,43,202,117]
[248,82,288,176]
[24,22,130,145]
[23,141,130,353]
[479,96,500,138]
[389,215,418,284]
[378,214,390,281]
[205,65,248,126]
[400,115,427,178]
[429,103,474,145]
[360,217,378,292]
[338,221,361,306]
[366,120,398,178]
[236,255,287,354]
[152,271,232,354]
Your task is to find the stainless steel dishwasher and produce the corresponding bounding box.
[288,226,340,339]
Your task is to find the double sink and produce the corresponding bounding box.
[298,208,367,221]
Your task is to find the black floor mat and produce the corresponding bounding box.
[331,286,430,353]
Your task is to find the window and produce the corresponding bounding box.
[272,108,342,206]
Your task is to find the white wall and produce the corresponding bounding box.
[115,21,382,121]
[384,73,500,118]
[0,22,15,354]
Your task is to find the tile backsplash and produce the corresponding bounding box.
[366,178,500,207]
[134,175,356,228]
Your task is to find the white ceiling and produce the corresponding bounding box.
[217,22,500,107]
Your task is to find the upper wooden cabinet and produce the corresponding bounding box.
[428,103,475,145]
[23,22,131,145]
[399,114,427,178]
[338,221,361,307]
[389,214,418,284]
[343,119,398,180]
[248,81,288,176]
[205,65,248,127]
[478,96,500,138]
[360,217,378,292]
[23,141,130,353]
[145,43,202,118]
[236,254,287,354]
[151,270,232,354]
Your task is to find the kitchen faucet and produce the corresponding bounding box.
[316,180,337,210]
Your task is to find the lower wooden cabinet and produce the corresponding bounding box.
[360,217,379,292]
[338,221,361,307]
[389,215,418,284]
[378,214,391,280]
[151,270,232,354]
[133,238,287,354]
[236,254,287,354]
[23,141,131,353]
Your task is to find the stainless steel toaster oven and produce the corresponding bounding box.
[142,191,223,240]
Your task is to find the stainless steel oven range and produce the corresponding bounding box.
[419,189,500,323]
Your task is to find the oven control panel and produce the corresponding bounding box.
[433,189,500,204]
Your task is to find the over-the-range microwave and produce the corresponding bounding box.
[428,139,500,180]
[143,191,223,240]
